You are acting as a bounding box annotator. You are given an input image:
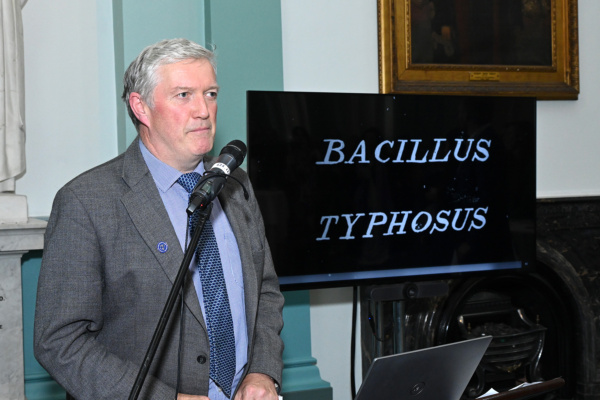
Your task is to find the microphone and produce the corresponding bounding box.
[187,140,247,214]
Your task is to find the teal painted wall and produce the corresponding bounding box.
[281,292,333,399]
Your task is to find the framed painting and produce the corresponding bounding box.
[378,0,579,99]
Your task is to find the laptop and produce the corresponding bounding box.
[355,336,492,400]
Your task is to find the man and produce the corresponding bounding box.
[34,38,284,400]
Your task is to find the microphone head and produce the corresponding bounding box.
[221,140,247,166]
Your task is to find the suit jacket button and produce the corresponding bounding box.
[197,355,207,364]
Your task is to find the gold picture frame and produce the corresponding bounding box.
[378,0,579,100]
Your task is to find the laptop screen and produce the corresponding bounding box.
[355,336,492,400]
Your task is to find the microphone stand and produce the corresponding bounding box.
[128,203,213,400]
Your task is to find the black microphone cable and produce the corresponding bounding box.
[351,285,358,399]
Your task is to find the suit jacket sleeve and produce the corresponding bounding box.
[33,183,177,399]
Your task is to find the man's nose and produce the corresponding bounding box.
[194,96,210,118]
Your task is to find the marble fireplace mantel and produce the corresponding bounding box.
[0,218,47,400]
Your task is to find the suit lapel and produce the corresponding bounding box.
[120,139,205,327]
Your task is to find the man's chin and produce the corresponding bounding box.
[192,139,215,158]
[196,149,215,162]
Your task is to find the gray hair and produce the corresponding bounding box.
[122,38,217,132]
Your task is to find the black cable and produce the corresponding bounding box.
[368,312,384,342]
[351,285,358,399]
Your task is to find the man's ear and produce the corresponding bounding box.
[129,93,150,127]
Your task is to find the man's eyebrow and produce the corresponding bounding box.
[171,86,193,92]
[170,85,220,92]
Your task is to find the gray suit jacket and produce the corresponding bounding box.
[34,138,284,399]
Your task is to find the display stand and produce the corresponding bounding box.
[479,377,565,400]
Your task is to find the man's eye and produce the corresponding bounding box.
[207,91,218,99]
[178,92,189,98]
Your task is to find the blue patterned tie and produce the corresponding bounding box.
[177,172,237,398]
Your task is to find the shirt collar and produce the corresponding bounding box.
[139,140,206,193]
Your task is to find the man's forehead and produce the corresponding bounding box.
[156,59,218,87]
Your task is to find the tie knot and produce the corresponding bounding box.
[177,172,202,193]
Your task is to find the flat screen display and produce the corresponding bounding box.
[247,91,536,290]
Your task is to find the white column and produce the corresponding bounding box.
[0,218,46,399]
